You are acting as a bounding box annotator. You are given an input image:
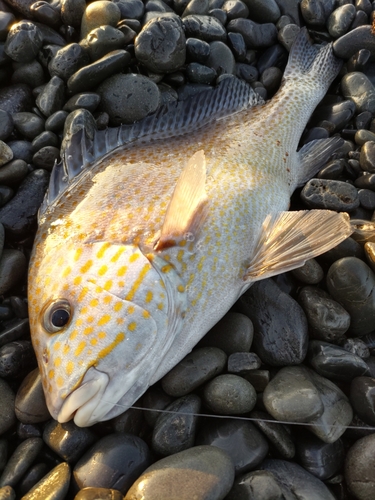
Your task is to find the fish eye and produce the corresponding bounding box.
[42,299,72,333]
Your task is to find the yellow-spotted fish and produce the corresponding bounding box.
[28,29,353,426]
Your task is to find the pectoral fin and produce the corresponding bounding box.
[155,150,209,250]
[244,210,353,281]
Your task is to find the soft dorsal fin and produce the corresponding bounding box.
[155,150,208,251]
[39,77,262,220]
[244,210,352,281]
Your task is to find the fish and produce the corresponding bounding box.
[28,28,353,427]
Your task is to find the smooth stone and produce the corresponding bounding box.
[203,374,256,414]
[260,66,282,94]
[45,110,68,132]
[142,387,173,427]
[0,111,13,142]
[291,258,324,284]
[152,394,201,456]
[242,0,280,22]
[63,93,100,113]
[67,50,131,94]
[186,62,216,83]
[355,129,375,146]
[31,131,59,153]
[182,0,209,16]
[339,338,370,359]
[80,1,121,39]
[308,340,370,381]
[0,142,13,167]
[0,160,28,187]
[198,312,253,354]
[238,279,308,366]
[226,18,278,48]
[182,15,227,42]
[0,250,26,294]
[311,100,356,132]
[322,236,365,264]
[7,140,32,163]
[350,377,375,426]
[17,463,49,497]
[0,379,15,435]
[333,25,375,59]
[196,419,268,474]
[0,318,29,348]
[300,0,328,26]
[72,433,151,494]
[0,169,49,239]
[250,410,295,459]
[226,469,283,500]
[257,43,287,74]
[0,11,15,41]
[84,25,126,61]
[327,257,375,336]
[15,368,49,424]
[264,366,324,423]
[113,0,144,19]
[11,60,45,88]
[186,37,210,63]
[12,112,44,140]
[345,433,375,500]
[49,43,90,80]
[227,352,261,374]
[36,76,65,117]
[301,126,329,145]
[300,178,359,211]
[360,141,375,172]
[111,408,144,436]
[356,111,373,132]
[327,4,356,38]
[243,369,270,392]
[0,340,36,379]
[227,32,246,61]
[296,434,344,480]
[359,189,375,210]
[261,459,336,499]
[162,346,226,397]
[365,241,375,273]
[43,420,96,463]
[124,445,235,500]
[235,62,258,83]
[74,488,123,500]
[298,286,350,341]
[0,486,14,500]
[0,438,43,488]
[21,462,71,500]
[341,72,375,114]
[206,40,235,74]
[355,172,375,191]
[0,84,33,114]
[4,21,43,63]
[0,186,13,208]
[222,0,249,21]
[98,73,160,125]
[177,82,211,100]
[278,23,300,51]
[61,0,86,27]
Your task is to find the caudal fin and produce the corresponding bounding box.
[283,27,342,85]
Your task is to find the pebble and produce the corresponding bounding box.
[0,486,15,500]
[152,394,201,455]
[182,15,227,42]
[0,143,12,168]
[291,258,324,284]
[45,110,68,133]
[15,368,50,424]
[0,84,33,115]
[206,40,235,74]
[61,0,86,27]
[333,25,375,59]
[278,23,300,51]
[350,376,375,425]
[114,0,145,19]
[226,469,283,500]
[301,178,359,211]
[36,76,65,117]
[0,318,29,348]
[6,141,33,163]
[227,352,261,373]
[74,488,123,500]
[11,61,45,88]
[12,113,45,141]
[186,62,216,83]
[0,437,43,488]
[72,433,151,494]
[0,340,36,379]
[43,420,96,463]
[250,410,295,459]
[312,100,356,132]
[186,37,210,63]
[31,131,59,153]
[98,73,160,125]
[0,111,13,142]
[0,160,29,188]
[0,250,26,295]
[4,22,43,63]
[327,257,375,336]
[203,374,256,414]
[227,31,246,61]
[0,379,15,435]
[345,433,375,500]
[360,140,375,172]
[80,1,121,39]
[296,433,344,480]
[327,4,357,38]
[298,286,351,341]
[222,0,248,21]
[341,72,375,115]
[300,0,327,27]
[21,462,71,500]
[358,188,375,210]
[49,43,90,81]
[124,445,234,500]
[227,18,278,48]
[238,279,308,366]
[63,93,101,113]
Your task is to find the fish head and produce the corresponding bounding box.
[28,236,186,426]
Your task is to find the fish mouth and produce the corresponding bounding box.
[58,367,110,427]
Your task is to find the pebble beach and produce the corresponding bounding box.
[1,0,375,498]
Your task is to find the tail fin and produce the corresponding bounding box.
[283,27,342,85]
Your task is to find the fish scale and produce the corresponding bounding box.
[28,29,354,426]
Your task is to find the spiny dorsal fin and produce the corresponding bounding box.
[244,210,352,281]
[39,77,262,220]
[155,150,208,251]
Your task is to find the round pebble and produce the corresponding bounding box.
[4,22,43,63]
[80,1,121,39]
[203,374,256,414]
[21,462,71,500]
[15,368,50,424]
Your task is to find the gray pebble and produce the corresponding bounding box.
[340,338,370,359]
[182,15,227,42]
[257,43,287,74]
[15,368,49,424]
[243,369,270,392]
[0,84,33,115]
[49,43,90,81]
[300,0,327,27]
[327,4,357,38]
[0,111,13,142]
[260,66,282,94]
[345,433,375,500]
[0,11,15,41]
[242,0,280,23]
[0,250,26,295]
[4,21,42,63]
[186,62,216,83]
[61,0,86,27]
[142,387,173,427]
[36,76,65,117]
[0,187,13,208]
[291,258,324,284]
[186,37,210,63]
[86,25,126,61]
[327,257,375,336]
[45,110,68,133]
[206,40,235,74]
[98,73,161,125]
[113,0,144,19]
[11,60,45,88]
[31,131,59,153]
[300,178,360,211]
[7,140,32,163]
[227,32,246,61]
[21,462,70,500]
[196,419,268,474]
[124,445,235,500]
[63,93,101,113]
[334,25,375,59]
[226,18,278,48]
[80,1,121,40]
[203,374,257,414]
[350,376,375,425]
[360,140,375,172]
[0,379,15,436]
[161,346,227,397]
[0,160,28,188]
[208,8,227,25]
[297,433,344,480]
[226,470,283,500]
[236,62,259,83]
[318,158,345,180]
[358,188,375,210]
[341,72,375,114]
[0,340,36,379]
[278,23,300,51]
[250,410,295,459]
[12,112,44,140]
[227,352,261,374]
[152,394,201,455]
[222,0,248,21]
[32,146,60,170]
[312,100,356,132]
[0,438,43,488]
[0,142,12,167]
[238,279,308,366]
[43,420,96,463]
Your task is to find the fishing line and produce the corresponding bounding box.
[101,400,375,432]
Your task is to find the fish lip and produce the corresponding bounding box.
[57,367,109,427]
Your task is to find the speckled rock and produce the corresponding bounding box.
[301,178,359,211]
[74,488,123,500]
[226,469,283,500]
[49,43,90,80]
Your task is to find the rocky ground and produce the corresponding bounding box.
[0,0,375,498]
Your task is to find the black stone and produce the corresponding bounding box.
[15,368,50,424]
[0,437,43,488]
[49,43,90,81]
[0,340,36,379]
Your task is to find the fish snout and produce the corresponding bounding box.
[57,367,109,427]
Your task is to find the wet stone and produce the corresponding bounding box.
[31,131,59,153]
[112,408,144,436]
[0,340,36,379]
[323,236,365,264]
[0,437,43,488]
[227,352,261,374]
[0,169,49,239]
[0,486,15,500]
[301,178,359,211]
[226,18,278,48]
[243,369,270,392]
[0,379,15,436]
[113,0,144,19]
[61,0,86,27]
[327,4,356,38]
[17,462,49,497]
[0,250,27,295]
[36,76,65,117]
[206,40,235,75]
[356,110,373,131]
[358,189,375,210]
[350,376,375,426]
[7,140,32,163]
[345,433,375,500]
[186,62,216,83]
[257,43,287,74]
[340,338,370,359]
[74,488,123,500]
[0,187,13,208]
[142,387,173,427]
[312,100,356,132]
[12,112,44,141]
[11,60,45,88]
[45,110,68,132]
[227,32,246,61]
[261,459,336,499]
[49,43,90,81]
[22,462,71,500]
[300,0,327,27]
[0,143,12,167]
[0,11,15,41]
[0,84,33,115]
[124,445,234,500]
[63,93,101,113]
[17,422,42,440]
[222,0,249,21]
[182,15,227,42]
[291,258,324,284]
[186,37,210,63]
[342,72,375,115]
[250,410,295,459]
[360,140,375,172]
[260,66,282,95]
[98,73,160,125]
[298,286,350,341]
[226,469,283,500]
[85,26,126,61]
[327,257,375,336]
[0,318,29,348]
[15,368,48,424]
[4,22,43,63]
[235,62,258,83]
[238,279,308,366]
[162,346,226,397]
[152,394,201,456]
[278,23,300,51]
[0,111,13,142]
[355,129,375,146]
[242,0,280,23]
[72,433,151,494]
[203,374,257,414]
[80,1,121,39]
[0,160,28,188]
[355,172,375,191]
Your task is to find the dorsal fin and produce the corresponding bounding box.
[39,77,263,220]
[154,150,208,251]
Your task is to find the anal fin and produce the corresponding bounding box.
[245,210,353,281]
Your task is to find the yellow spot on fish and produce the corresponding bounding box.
[76,318,83,327]
[87,315,94,323]
[48,369,54,379]
[145,290,153,303]
[84,326,93,335]
[116,317,124,325]
[126,264,150,301]
[98,265,108,276]
[90,298,99,307]
[54,357,61,367]
[113,302,123,312]
[98,331,106,339]
[90,338,98,346]
[143,310,150,319]
[73,276,82,286]
[162,264,173,273]
[178,284,185,292]
[74,248,82,261]
[78,287,89,302]
[104,280,113,291]
[75,341,86,356]
[81,306,88,315]
[98,314,111,326]
[97,332,125,360]
[53,342,61,351]
[62,266,71,278]
[177,250,184,262]
[103,296,112,304]
[157,303,164,310]
[117,266,127,277]
[57,376,64,388]
[63,345,70,355]
[111,247,125,263]
[66,360,74,376]
[70,329,78,341]
[129,253,140,263]
[96,243,110,259]
[128,305,135,314]
[80,260,93,273]
[128,322,137,331]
